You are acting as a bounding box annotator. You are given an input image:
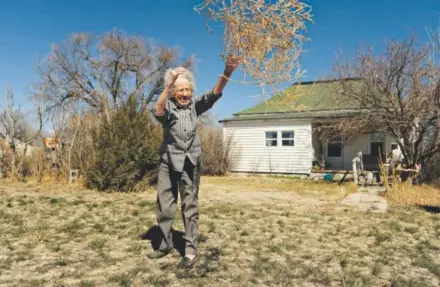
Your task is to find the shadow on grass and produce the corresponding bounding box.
[139,225,186,257]
[417,205,440,214]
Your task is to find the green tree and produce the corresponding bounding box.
[85,95,161,192]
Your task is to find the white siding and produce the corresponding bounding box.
[223,120,313,174]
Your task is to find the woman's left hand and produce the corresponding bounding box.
[224,54,241,75]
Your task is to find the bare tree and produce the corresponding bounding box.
[52,102,86,171]
[48,106,69,141]
[0,88,43,176]
[324,35,440,169]
[34,30,194,118]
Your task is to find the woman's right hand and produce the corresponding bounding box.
[166,67,187,89]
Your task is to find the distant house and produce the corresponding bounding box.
[220,79,399,175]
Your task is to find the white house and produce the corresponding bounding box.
[220,79,399,175]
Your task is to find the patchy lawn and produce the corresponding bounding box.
[0,176,439,287]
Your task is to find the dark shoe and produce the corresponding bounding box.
[147,249,172,259]
[177,255,198,269]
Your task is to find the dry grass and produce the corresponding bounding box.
[385,181,440,207]
[203,175,358,199]
[379,161,440,207]
[0,177,439,287]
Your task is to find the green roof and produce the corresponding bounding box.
[236,78,362,115]
[220,78,365,123]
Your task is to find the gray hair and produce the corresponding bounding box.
[164,68,196,93]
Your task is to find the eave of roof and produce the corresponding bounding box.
[219,109,362,123]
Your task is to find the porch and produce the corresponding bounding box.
[311,124,397,172]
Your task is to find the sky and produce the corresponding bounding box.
[0,0,439,123]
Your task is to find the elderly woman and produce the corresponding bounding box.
[148,56,240,269]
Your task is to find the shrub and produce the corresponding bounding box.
[199,122,235,176]
[84,95,161,192]
[0,145,55,182]
[420,154,440,187]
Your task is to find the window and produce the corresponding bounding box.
[328,136,343,157]
[282,131,294,146]
[265,131,277,147]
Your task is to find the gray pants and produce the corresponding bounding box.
[156,157,200,256]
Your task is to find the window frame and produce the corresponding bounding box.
[327,136,343,157]
[281,130,295,147]
[265,131,278,147]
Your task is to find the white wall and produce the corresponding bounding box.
[222,120,313,174]
[223,120,400,173]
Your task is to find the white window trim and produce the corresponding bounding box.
[265,131,278,147]
[281,130,295,147]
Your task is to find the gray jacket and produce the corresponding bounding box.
[152,91,222,172]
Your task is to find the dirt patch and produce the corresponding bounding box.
[337,187,388,213]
